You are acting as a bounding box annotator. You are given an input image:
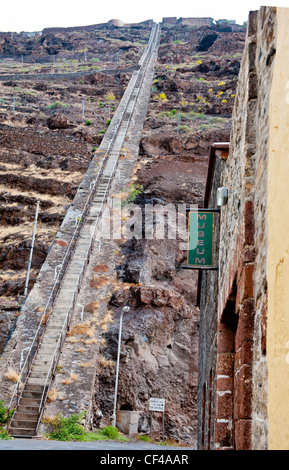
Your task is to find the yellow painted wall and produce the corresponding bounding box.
[267,7,289,450]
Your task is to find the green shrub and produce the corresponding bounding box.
[0,428,11,440]
[103,426,119,439]
[47,101,69,109]
[178,124,191,134]
[85,120,92,126]
[106,118,111,127]
[0,401,12,424]
[45,413,85,441]
[122,183,143,207]
[138,435,150,441]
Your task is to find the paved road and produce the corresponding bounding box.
[0,438,195,451]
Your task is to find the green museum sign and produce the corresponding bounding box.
[187,211,215,268]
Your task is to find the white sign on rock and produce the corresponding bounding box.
[149,398,165,412]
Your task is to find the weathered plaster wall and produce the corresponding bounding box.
[267,7,289,451]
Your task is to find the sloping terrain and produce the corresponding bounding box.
[0,19,245,445]
[91,21,246,444]
[0,23,151,349]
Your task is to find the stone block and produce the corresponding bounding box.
[234,365,253,420]
[215,420,233,448]
[217,376,233,392]
[217,329,234,354]
[116,410,139,436]
[235,340,253,369]
[235,299,255,350]
[234,419,252,450]
[217,352,234,377]
[215,391,233,420]
[236,263,255,311]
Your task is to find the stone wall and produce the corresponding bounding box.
[197,145,228,450]
[178,18,214,27]
[217,7,276,450]
[198,6,278,450]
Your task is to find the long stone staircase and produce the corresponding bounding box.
[7,22,160,438]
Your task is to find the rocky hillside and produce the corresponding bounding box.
[0,19,245,444]
[0,22,151,348]
[95,21,246,444]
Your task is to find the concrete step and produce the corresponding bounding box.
[19,395,42,406]
[22,389,43,399]
[42,330,60,338]
[17,404,40,414]
[31,365,51,374]
[30,370,52,380]
[47,318,68,327]
[24,384,44,393]
[33,348,56,358]
[45,324,65,332]
[48,307,69,315]
[39,339,57,346]
[27,377,50,386]
[33,360,53,370]
[40,338,59,345]
[12,417,38,429]
[47,311,68,319]
[13,411,38,421]
[10,427,36,437]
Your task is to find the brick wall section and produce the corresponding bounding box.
[215,322,235,449]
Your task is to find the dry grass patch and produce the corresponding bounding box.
[47,388,59,402]
[38,312,50,325]
[62,372,79,385]
[90,275,110,289]
[42,414,58,426]
[67,320,95,338]
[84,300,99,313]
[93,264,109,273]
[83,338,97,345]
[5,368,20,383]
[66,335,79,343]
[98,310,114,326]
[99,356,115,368]
[79,360,93,368]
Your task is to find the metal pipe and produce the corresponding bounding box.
[24,201,40,298]
[112,306,130,427]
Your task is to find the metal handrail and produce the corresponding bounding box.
[7,22,160,432]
